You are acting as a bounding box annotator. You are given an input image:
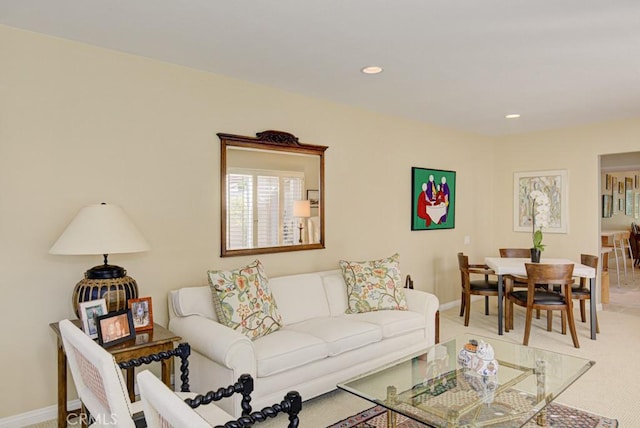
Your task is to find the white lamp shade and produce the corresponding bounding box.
[49,204,150,255]
[293,200,311,218]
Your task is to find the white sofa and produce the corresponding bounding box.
[168,269,440,417]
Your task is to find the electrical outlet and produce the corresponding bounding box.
[464,235,471,245]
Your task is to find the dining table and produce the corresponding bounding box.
[485,257,597,339]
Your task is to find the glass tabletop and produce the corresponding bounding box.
[337,334,594,427]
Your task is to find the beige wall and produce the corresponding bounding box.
[0,25,496,417]
[2,24,640,418]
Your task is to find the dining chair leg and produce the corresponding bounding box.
[546,311,553,332]
[560,311,566,335]
[579,300,586,323]
[565,307,580,348]
[523,307,533,346]
[484,296,489,315]
[505,298,510,333]
[613,237,621,286]
[596,311,600,334]
[459,292,465,317]
[464,293,472,327]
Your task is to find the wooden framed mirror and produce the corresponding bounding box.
[219,130,327,257]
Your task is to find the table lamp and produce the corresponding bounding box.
[293,200,311,244]
[50,203,150,316]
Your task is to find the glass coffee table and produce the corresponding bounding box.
[338,334,594,427]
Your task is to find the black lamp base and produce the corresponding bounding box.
[86,263,127,279]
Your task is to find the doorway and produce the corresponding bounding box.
[600,152,640,316]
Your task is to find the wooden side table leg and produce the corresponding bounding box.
[161,357,171,388]
[126,367,135,402]
[57,338,67,428]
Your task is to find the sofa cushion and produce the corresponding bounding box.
[339,253,408,314]
[286,318,382,356]
[208,260,282,340]
[345,310,424,338]
[253,330,328,377]
[321,271,349,317]
[269,273,330,325]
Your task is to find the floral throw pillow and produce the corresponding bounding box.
[208,260,282,340]
[339,253,408,314]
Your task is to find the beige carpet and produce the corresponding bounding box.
[29,299,639,427]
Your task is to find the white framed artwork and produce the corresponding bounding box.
[79,298,108,339]
[513,169,568,234]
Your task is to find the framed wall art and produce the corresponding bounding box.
[79,299,108,339]
[626,177,634,216]
[513,169,568,233]
[128,297,154,332]
[411,167,456,230]
[602,195,613,218]
[96,309,135,348]
[306,189,319,208]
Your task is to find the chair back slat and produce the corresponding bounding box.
[524,263,574,285]
[499,248,530,258]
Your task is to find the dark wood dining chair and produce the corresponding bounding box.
[457,252,500,327]
[499,248,544,319]
[555,254,600,334]
[507,263,580,348]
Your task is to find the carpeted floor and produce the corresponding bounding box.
[327,403,618,428]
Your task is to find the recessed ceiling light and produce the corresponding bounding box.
[361,66,383,75]
[505,114,521,119]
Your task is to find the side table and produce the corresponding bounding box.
[50,320,182,428]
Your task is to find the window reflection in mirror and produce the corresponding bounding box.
[219,131,327,257]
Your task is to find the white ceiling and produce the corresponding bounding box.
[2,0,640,136]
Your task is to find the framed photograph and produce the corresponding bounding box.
[96,309,135,348]
[612,176,618,195]
[619,198,625,212]
[128,297,154,332]
[619,181,624,194]
[605,174,611,191]
[79,299,108,339]
[513,169,568,233]
[411,167,456,230]
[306,189,319,208]
[602,195,613,218]
[626,177,634,216]
[635,193,640,219]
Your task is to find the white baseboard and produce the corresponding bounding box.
[0,399,80,428]
[439,296,481,312]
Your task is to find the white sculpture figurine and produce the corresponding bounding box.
[458,339,499,376]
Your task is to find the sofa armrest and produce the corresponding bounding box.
[169,315,256,376]
[404,288,440,345]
